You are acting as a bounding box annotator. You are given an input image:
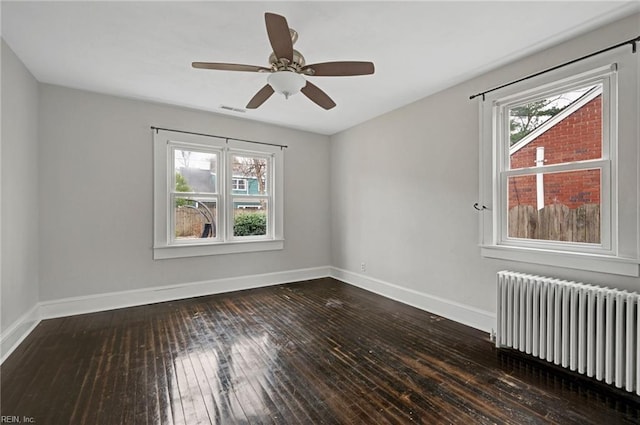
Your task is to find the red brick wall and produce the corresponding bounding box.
[508,95,602,209]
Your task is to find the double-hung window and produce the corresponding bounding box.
[479,56,640,276]
[153,129,284,259]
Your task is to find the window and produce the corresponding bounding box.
[232,178,247,192]
[501,80,610,252]
[154,129,284,259]
[479,60,640,277]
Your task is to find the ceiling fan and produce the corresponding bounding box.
[192,12,375,110]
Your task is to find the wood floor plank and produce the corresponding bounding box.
[2,278,639,424]
[238,289,375,424]
[195,303,258,424]
[161,311,190,425]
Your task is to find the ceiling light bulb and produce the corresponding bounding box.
[267,71,306,99]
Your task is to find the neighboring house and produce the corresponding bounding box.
[231,175,261,196]
[231,175,264,209]
[179,167,216,193]
[508,86,602,210]
[178,167,264,209]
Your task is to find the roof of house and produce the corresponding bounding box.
[179,167,215,193]
[509,85,603,155]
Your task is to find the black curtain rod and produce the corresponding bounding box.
[469,35,640,101]
[150,126,288,149]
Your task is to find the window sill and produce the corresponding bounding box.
[154,239,284,260]
[480,245,639,277]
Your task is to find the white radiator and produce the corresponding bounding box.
[496,270,640,395]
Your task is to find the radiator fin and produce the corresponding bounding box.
[497,271,640,395]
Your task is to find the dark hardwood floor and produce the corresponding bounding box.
[1,278,638,424]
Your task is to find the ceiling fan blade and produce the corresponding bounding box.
[265,13,293,63]
[301,61,375,76]
[192,62,271,72]
[246,84,275,109]
[301,81,336,110]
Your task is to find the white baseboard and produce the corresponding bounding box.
[1,266,330,364]
[1,304,41,364]
[330,267,495,333]
[39,266,332,320]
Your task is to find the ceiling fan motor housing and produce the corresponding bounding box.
[268,49,306,72]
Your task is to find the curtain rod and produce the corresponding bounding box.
[150,126,288,149]
[469,35,639,101]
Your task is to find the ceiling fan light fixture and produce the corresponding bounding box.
[267,71,306,99]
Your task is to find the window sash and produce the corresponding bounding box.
[498,163,610,252]
[170,194,220,245]
[495,67,614,172]
[170,143,221,195]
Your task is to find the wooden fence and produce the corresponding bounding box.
[508,203,600,243]
[175,207,262,238]
[175,208,206,238]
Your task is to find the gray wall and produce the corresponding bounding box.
[2,12,639,338]
[330,13,640,316]
[1,40,40,332]
[37,85,331,301]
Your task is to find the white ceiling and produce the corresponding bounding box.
[2,1,638,135]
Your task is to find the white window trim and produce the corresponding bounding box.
[479,55,640,277]
[153,130,284,259]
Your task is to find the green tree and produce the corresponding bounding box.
[175,173,192,207]
[510,100,563,145]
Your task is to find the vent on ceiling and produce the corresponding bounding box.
[220,105,246,113]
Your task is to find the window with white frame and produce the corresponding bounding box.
[153,129,284,259]
[479,59,640,277]
[232,178,247,192]
[500,76,612,251]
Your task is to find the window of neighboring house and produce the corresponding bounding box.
[479,60,640,277]
[232,178,247,192]
[153,129,284,259]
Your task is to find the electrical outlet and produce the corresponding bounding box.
[360,262,366,273]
